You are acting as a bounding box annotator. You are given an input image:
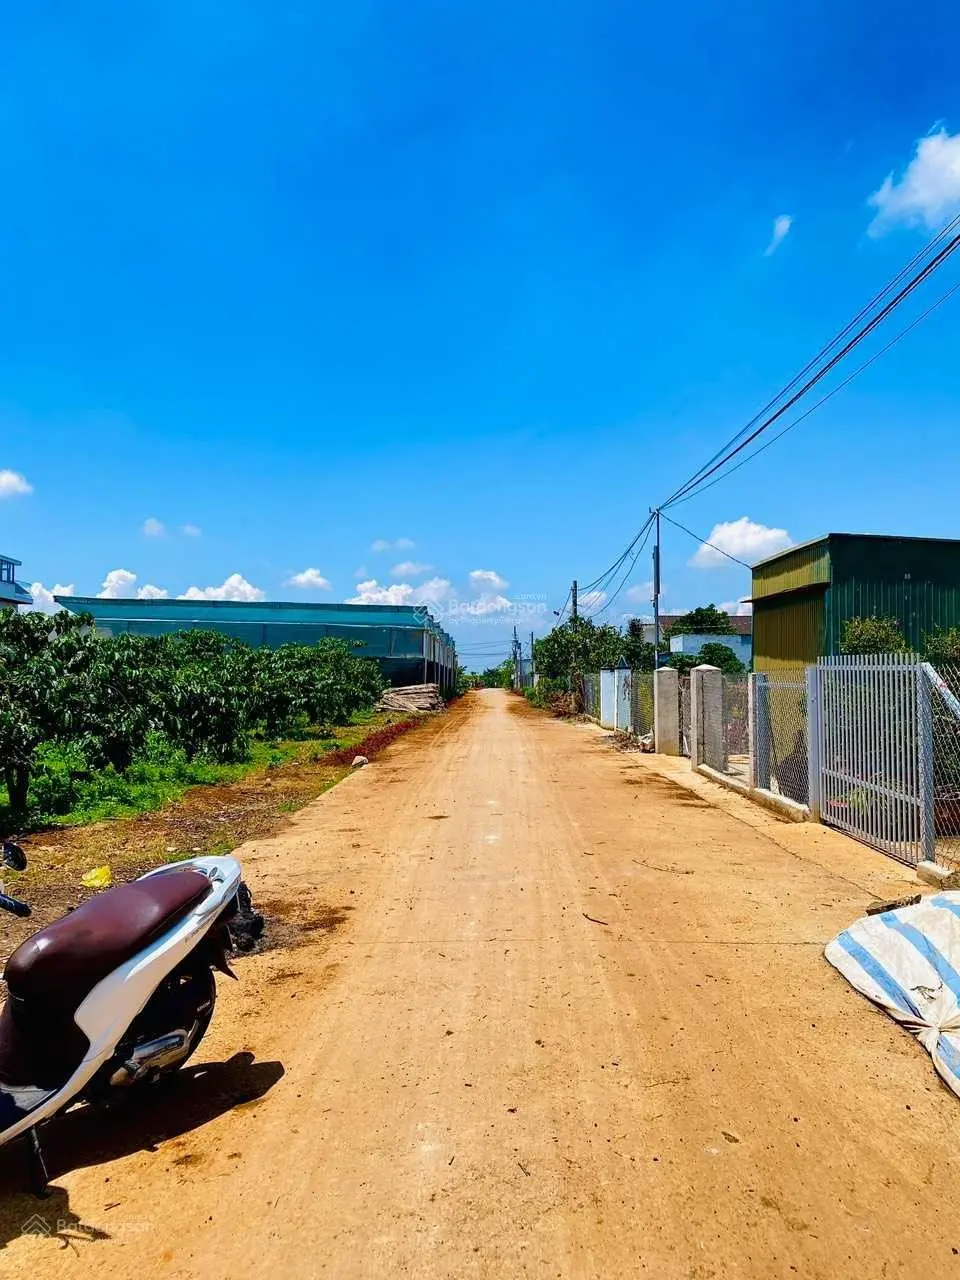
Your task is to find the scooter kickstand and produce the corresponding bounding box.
[27,1126,50,1198]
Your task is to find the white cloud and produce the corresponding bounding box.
[285,568,332,590]
[763,214,793,256]
[578,589,607,611]
[370,537,415,553]
[869,128,960,235]
[142,517,166,537]
[719,599,753,616]
[181,523,202,538]
[469,568,509,591]
[98,568,138,598]
[411,576,452,605]
[137,584,168,600]
[391,561,432,578]
[0,469,32,498]
[178,573,265,602]
[455,593,513,616]
[27,582,74,614]
[625,581,654,605]
[348,576,452,606]
[353,566,368,579]
[691,517,793,568]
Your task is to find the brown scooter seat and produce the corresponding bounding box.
[4,870,212,1010]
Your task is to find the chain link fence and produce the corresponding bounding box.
[583,672,601,720]
[630,672,654,738]
[753,669,809,806]
[679,676,691,756]
[581,669,654,738]
[722,676,750,783]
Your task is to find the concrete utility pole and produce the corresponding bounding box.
[652,509,661,661]
[571,579,578,620]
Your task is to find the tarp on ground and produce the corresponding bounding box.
[826,893,960,1098]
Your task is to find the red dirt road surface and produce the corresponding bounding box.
[2,689,959,1278]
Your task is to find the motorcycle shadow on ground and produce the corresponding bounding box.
[0,1050,284,1250]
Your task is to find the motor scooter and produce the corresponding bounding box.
[0,855,246,1193]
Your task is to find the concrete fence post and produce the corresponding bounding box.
[653,666,680,755]
[691,665,724,770]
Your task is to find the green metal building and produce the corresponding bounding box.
[751,533,960,671]
[57,597,457,690]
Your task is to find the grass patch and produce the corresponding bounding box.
[4,711,409,832]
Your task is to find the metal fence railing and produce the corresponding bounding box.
[815,654,927,865]
[928,663,960,871]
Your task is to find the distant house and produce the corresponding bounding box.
[751,533,960,671]
[0,555,33,609]
[669,631,752,666]
[638,613,752,647]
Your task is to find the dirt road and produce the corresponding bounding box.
[3,689,960,1277]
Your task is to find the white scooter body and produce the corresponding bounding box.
[0,854,242,1149]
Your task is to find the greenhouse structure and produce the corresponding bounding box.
[57,597,458,690]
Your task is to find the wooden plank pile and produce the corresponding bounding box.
[377,683,444,713]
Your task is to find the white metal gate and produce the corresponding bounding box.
[814,654,934,865]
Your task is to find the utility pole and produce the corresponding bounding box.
[571,579,578,620]
[530,630,535,685]
[513,625,520,689]
[652,508,661,664]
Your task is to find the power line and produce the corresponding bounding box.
[659,511,751,568]
[582,518,657,621]
[560,215,960,631]
[660,211,960,509]
[664,227,960,509]
[670,271,960,507]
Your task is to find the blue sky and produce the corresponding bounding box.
[3,1,960,667]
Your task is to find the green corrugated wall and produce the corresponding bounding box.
[753,590,826,673]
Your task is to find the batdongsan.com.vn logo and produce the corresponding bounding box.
[20,1214,52,1237]
[413,596,547,626]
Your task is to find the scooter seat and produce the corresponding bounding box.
[4,869,212,1009]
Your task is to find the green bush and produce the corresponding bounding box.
[840,616,907,655]
[924,627,960,667]
[524,677,568,711]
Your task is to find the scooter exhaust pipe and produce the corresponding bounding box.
[109,1030,191,1086]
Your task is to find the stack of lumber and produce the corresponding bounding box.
[377,683,444,713]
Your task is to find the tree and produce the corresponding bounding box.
[477,661,513,688]
[533,618,626,681]
[0,610,93,815]
[840,616,907,656]
[697,641,746,676]
[664,606,735,639]
[623,619,656,672]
